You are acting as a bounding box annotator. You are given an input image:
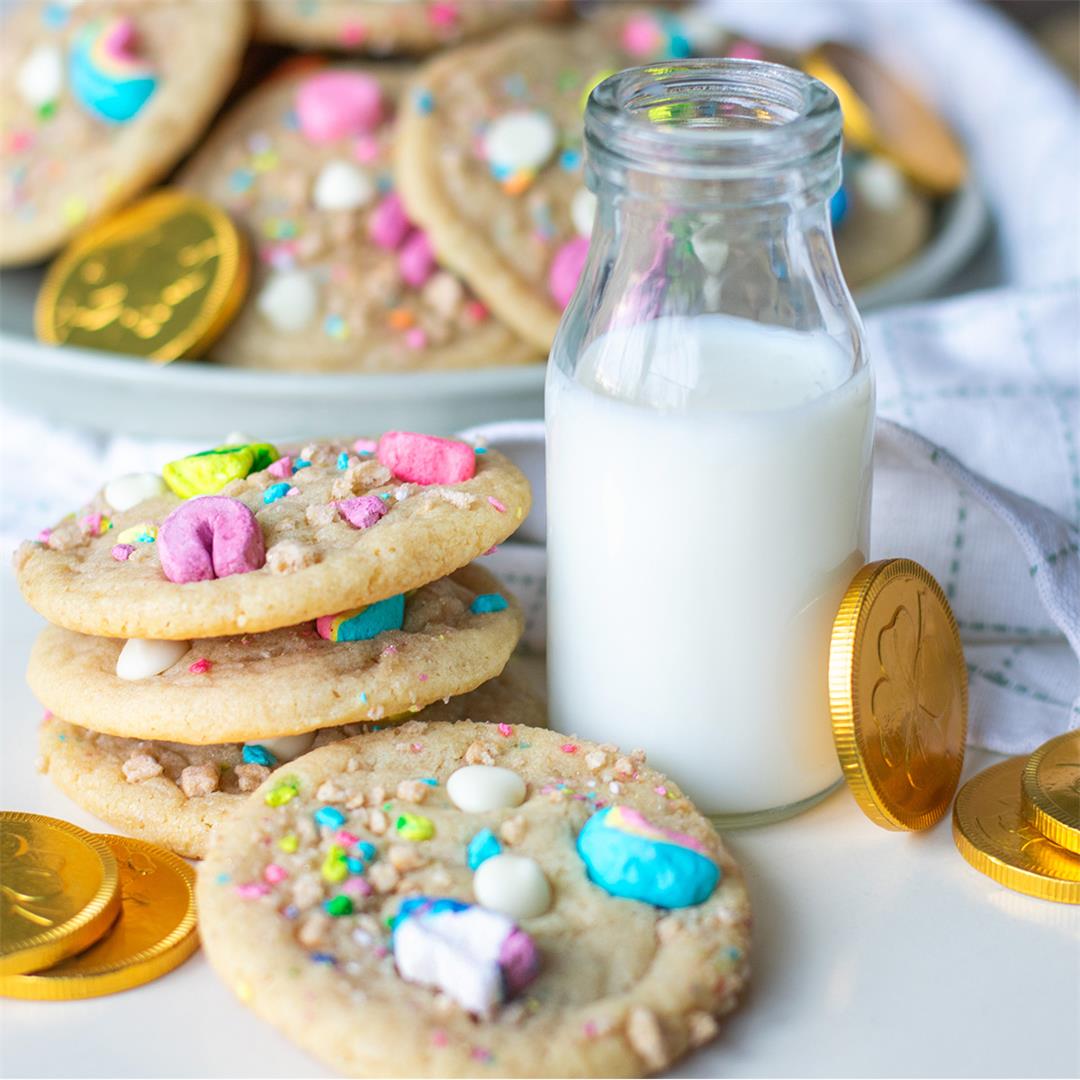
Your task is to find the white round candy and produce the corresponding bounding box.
[312,160,375,212]
[256,270,317,332]
[252,732,317,762]
[853,157,906,211]
[472,854,551,919]
[16,45,62,109]
[447,765,526,813]
[571,187,597,237]
[103,472,167,512]
[116,639,190,681]
[483,110,557,173]
[691,220,729,275]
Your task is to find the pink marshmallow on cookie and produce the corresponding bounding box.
[368,193,410,251]
[296,72,383,144]
[158,496,266,584]
[337,495,388,530]
[376,432,476,486]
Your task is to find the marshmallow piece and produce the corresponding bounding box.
[368,193,410,250]
[376,431,476,486]
[571,187,597,237]
[253,732,317,763]
[691,220,729,274]
[473,854,551,919]
[116,638,190,680]
[312,160,375,212]
[104,472,167,512]
[854,157,906,211]
[256,270,318,333]
[17,44,63,108]
[548,236,589,308]
[447,765,526,813]
[157,496,266,584]
[398,231,435,288]
[316,594,405,642]
[336,495,388,530]
[296,71,383,143]
[483,110,557,173]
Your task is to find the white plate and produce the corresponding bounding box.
[0,182,986,439]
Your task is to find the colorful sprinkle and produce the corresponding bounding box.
[336,452,350,470]
[488,497,506,513]
[278,833,299,853]
[497,723,512,737]
[243,744,277,767]
[467,828,502,870]
[324,895,354,917]
[264,863,288,884]
[321,844,349,884]
[414,88,435,115]
[188,658,212,675]
[291,459,312,474]
[561,743,578,754]
[265,779,300,807]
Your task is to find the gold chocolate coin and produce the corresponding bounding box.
[804,42,967,195]
[1022,731,1080,854]
[1,812,120,977]
[35,189,249,362]
[1,835,198,1000]
[829,559,968,831]
[953,756,1080,904]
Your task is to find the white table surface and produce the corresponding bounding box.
[1,567,1077,1080]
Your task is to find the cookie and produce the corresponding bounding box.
[38,667,546,860]
[179,66,539,372]
[395,11,725,350]
[1,0,248,266]
[834,154,933,288]
[197,720,750,1077]
[14,435,531,640]
[253,0,565,56]
[29,564,523,742]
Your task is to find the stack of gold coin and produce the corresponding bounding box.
[952,731,1080,904]
[1,812,197,999]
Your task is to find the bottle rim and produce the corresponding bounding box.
[585,58,842,186]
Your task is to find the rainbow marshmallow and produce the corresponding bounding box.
[316,594,405,642]
[69,18,158,124]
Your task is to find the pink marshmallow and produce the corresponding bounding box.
[158,496,266,584]
[268,455,292,479]
[112,544,135,562]
[296,72,383,144]
[399,231,435,287]
[368,194,410,251]
[336,495,388,530]
[548,236,590,308]
[376,431,476,486]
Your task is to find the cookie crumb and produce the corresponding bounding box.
[236,763,270,792]
[585,750,607,772]
[687,1011,719,1048]
[626,1006,668,1071]
[614,756,635,778]
[316,780,346,803]
[298,912,330,948]
[396,779,428,804]
[368,809,388,835]
[179,763,220,798]
[305,502,339,528]
[499,815,527,845]
[464,740,496,766]
[368,862,400,893]
[122,753,163,783]
[46,523,86,551]
[434,488,476,509]
[266,540,319,574]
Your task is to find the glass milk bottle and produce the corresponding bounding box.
[546,60,874,825]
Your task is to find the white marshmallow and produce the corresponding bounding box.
[571,187,597,237]
[312,160,375,212]
[16,45,62,109]
[473,854,551,919]
[853,157,906,212]
[447,765,526,813]
[256,271,317,332]
[691,220,730,275]
[103,472,167,512]
[250,732,317,763]
[115,639,190,681]
[483,110,557,173]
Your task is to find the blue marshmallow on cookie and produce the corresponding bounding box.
[577,805,720,909]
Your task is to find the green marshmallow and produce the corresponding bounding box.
[162,442,279,498]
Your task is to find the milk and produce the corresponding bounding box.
[546,314,874,817]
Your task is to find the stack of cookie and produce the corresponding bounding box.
[17,430,540,858]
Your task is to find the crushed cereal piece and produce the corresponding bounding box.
[179,763,220,798]
[266,540,319,574]
[396,779,428,804]
[122,753,163,783]
[585,750,607,771]
[305,502,339,527]
[236,763,271,792]
[292,874,323,908]
[614,757,635,778]
[626,1006,668,1071]
[368,861,400,893]
[464,740,495,766]
[298,912,331,947]
[316,780,346,803]
[388,844,426,872]
[687,1011,719,1048]
[499,815,527,845]
[368,808,388,835]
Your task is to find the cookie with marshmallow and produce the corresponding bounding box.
[0,0,248,266]
[37,668,546,859]
[197,719,750,1077]
[178,65,538,372]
